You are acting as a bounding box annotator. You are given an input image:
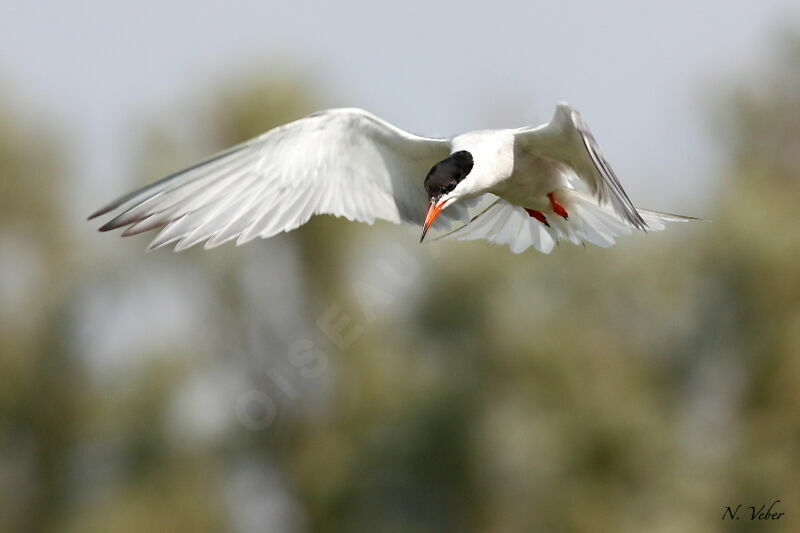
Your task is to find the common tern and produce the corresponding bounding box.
[90,103,694,254]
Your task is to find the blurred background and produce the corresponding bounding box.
[2,1,800,532]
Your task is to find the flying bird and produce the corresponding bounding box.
[90,103,694,254]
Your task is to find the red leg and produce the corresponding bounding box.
[525,208,550,227]
[548,192,569,220]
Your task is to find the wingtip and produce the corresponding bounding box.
[145,240,171,253]
[87,206,110,221]
[97,220,118,232]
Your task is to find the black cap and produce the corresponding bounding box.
[423,151,474,200]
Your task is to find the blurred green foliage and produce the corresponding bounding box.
[2,38,800,533]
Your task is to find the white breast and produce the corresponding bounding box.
[494,152,573,206]
[453,129,576,209]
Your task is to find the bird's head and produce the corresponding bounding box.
[420,150,473,242]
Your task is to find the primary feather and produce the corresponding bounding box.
[90,108,467,250]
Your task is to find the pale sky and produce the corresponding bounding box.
[2,0,799,216]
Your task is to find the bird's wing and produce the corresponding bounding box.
[514,103,647,230]
[90,108,467,251]
[435,191,693,254]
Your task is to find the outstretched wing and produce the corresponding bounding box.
[90,108,467,251]
[515,103,647,230]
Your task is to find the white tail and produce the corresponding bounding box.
[436,190,695,254]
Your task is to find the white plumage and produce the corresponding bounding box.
[436,191,690,254]
[90,104,694,254]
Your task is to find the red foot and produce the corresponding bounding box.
[525,208,550,227]
[548,192,569,220]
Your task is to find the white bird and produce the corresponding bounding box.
[90,103,694,254]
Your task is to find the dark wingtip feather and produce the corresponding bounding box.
[87,143,252,223]
[98,220,123,232]
[120,217,168,236]
[633,210,649,231]
[88,202,120,220]
[88,189,146,221]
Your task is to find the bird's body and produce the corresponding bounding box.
[90,104,694,254]
[451,129,567,206]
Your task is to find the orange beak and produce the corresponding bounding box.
[420,199,445,242]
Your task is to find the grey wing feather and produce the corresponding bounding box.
[90,108,461,251]
[571,110,647,230]
[515,103,648,230]
[89,142,252,221]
